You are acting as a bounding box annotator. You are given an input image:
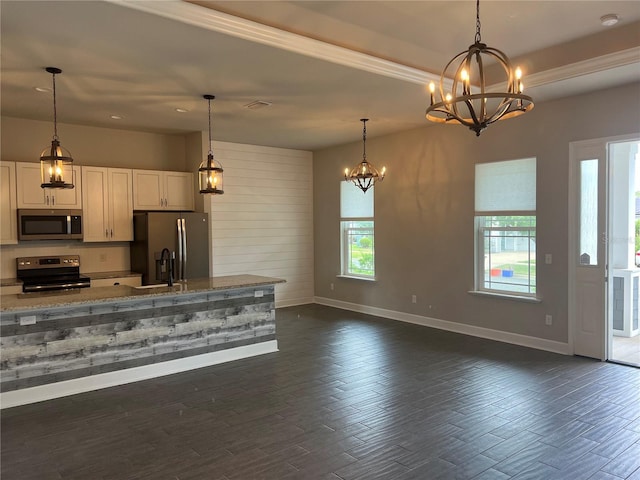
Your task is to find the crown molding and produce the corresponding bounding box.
[107,1,639,92]
[106,0,439,85]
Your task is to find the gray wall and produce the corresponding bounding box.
[313,82,640,344]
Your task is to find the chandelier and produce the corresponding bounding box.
[198,94,224,195]
[426,0,534,136]
[40,67,74,189]
[344,119,385,193]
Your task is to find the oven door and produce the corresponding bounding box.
[17,209,83,240]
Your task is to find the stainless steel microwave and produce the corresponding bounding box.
[17,209,83,241]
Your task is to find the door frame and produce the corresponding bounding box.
[568,133,640,359]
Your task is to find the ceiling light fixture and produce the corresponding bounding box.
[426,0,534,136]
[40,67,74,189]
[198,94,224,195]
[344,119,385,194]
[600,14,619,26]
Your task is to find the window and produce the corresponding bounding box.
[340,181,375,278]
[475,158,536,296]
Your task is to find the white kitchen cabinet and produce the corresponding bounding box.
[132,169,194,211]
[0,161,18,244]
[16,162,82,209]
[81,166,133,242]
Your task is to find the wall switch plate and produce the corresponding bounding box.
[411,295,417,304]
[19,315,37,326]
[545,314,553,326]
[330,283,334,291]
[254,290,264,298]
[545,254,552,264]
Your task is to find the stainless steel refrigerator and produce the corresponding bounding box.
[130,212,210,285]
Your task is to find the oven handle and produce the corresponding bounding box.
[23,281,91,292]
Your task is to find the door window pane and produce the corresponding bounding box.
[580,159,598,266]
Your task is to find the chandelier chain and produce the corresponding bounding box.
[207,97,212,154]
[475,0,481,43]
[362,119,367,161]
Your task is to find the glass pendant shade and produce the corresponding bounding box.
[40,67,74,189]
[40,139,74,189]
[199,94,224,195]
[199,153,224,194]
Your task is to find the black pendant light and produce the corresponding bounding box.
[344,119,385,193]
[198,94,224,195]
[40,67,74,189]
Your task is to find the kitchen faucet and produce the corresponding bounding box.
[160,248,174,287]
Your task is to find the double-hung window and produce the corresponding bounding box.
[475,158,537,296]
[340,181,375,279]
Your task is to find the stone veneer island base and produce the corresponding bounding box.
[0,275,284,408]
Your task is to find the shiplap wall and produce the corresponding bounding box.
[206,141,313,307]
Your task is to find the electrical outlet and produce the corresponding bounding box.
[330,283,334,291]
[545,314,552,326]
[545,254,552,264]
[412,295,417,304]
[254,290,264,298]
[99,253,107,262]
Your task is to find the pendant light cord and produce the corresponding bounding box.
[52,71,59,141]
[207,97,213,155]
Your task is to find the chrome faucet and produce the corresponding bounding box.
[160,248,174,287]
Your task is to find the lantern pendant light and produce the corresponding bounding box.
[40,67,74,189]
[198,94,224,195]
[344,119,385,193]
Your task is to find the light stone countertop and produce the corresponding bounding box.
[0,275,285,313]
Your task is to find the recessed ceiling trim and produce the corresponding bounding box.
[105,0,438,86]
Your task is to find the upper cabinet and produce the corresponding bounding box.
[0,161,18,245]
[132,169,194,211]
[16,162,82,209]
[82,166,133,242]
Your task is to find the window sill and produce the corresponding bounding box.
[468,290,541,303]
[337,275,376,282]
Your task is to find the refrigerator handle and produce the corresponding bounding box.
[176,219,183,281]
[181,218,187,280]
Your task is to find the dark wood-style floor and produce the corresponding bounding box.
[2,304,640,480]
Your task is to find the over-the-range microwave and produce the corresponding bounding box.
[17,209,83,241]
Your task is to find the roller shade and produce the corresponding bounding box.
[341,181,373,218]
[475,158,536,214]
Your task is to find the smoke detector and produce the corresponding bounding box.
[600,14,619,26]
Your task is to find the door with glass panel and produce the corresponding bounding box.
[570,140,607,360]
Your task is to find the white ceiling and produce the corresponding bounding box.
[1,0,639,151]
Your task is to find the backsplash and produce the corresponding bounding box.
[0,242,130,279]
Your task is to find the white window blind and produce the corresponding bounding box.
[341,181,374,218]
[475,158,536,214]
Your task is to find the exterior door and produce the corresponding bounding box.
[569,139,607,359]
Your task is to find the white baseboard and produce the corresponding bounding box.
[314,297,571,356]
[276,296,314,308]
[1,340,278,409]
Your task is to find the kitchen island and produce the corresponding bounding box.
[0,275,284,408]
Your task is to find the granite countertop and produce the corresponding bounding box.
[0,275,285,313]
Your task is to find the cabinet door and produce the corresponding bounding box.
[81,166,110,242]
[16,162,82,208]
[109,168,133,241]
[133,170,163,210]
[16,162,47,207]
[165,171,194,211]
[0,161,18,244]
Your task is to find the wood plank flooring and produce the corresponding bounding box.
[2,304,640,480]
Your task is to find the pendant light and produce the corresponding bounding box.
[40,67,74,189]
[344,119,385,194]
[198,94,224,195]
[426,0,534,136]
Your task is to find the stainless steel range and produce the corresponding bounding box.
[16,255,91,293]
